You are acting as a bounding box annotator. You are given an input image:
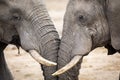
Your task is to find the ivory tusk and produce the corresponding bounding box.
[29,50,57,66]
[52,55,82,76]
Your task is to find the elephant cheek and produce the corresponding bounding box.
[19,31,39,51]
[72,30,92,56]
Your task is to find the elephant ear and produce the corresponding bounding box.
[107,0,120,50]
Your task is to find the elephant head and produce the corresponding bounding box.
[52,0,120,80]
[0,0,60,80]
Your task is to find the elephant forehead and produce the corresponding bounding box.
[8,0,28,8]
[7,0,44,14]
[75,1,94,13]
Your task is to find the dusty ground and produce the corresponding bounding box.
[4,0,120,80]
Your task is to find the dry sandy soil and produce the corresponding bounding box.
[4,0,120,80]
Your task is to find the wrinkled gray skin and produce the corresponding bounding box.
[57,0,120,80]
[0,0,60,80]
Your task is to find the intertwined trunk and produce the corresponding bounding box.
[39,21,60,80]
[28,4,60,80]
[57,39,81,80]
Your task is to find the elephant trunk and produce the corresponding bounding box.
[38,21,60,80]
[53,27,92,80]
[55,41,82,80]
[27,4,60,80]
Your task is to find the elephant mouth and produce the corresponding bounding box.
[7,35,57,67]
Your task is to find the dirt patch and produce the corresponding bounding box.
[4,45,44,80]
[4,45,120,80]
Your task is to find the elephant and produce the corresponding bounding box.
[0,0,60,80]
[52,0,120,80]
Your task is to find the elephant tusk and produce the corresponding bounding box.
[29,50,57,66]
[52,55,82,76]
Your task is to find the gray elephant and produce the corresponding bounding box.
[0,0,60,80]
[52,0,120,80]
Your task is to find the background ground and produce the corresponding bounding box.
[4,0,120,80]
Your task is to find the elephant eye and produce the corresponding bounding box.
[78,15,87,24]
[79,15,84,21]
[12,13,21,21]
[10,8,22,22]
